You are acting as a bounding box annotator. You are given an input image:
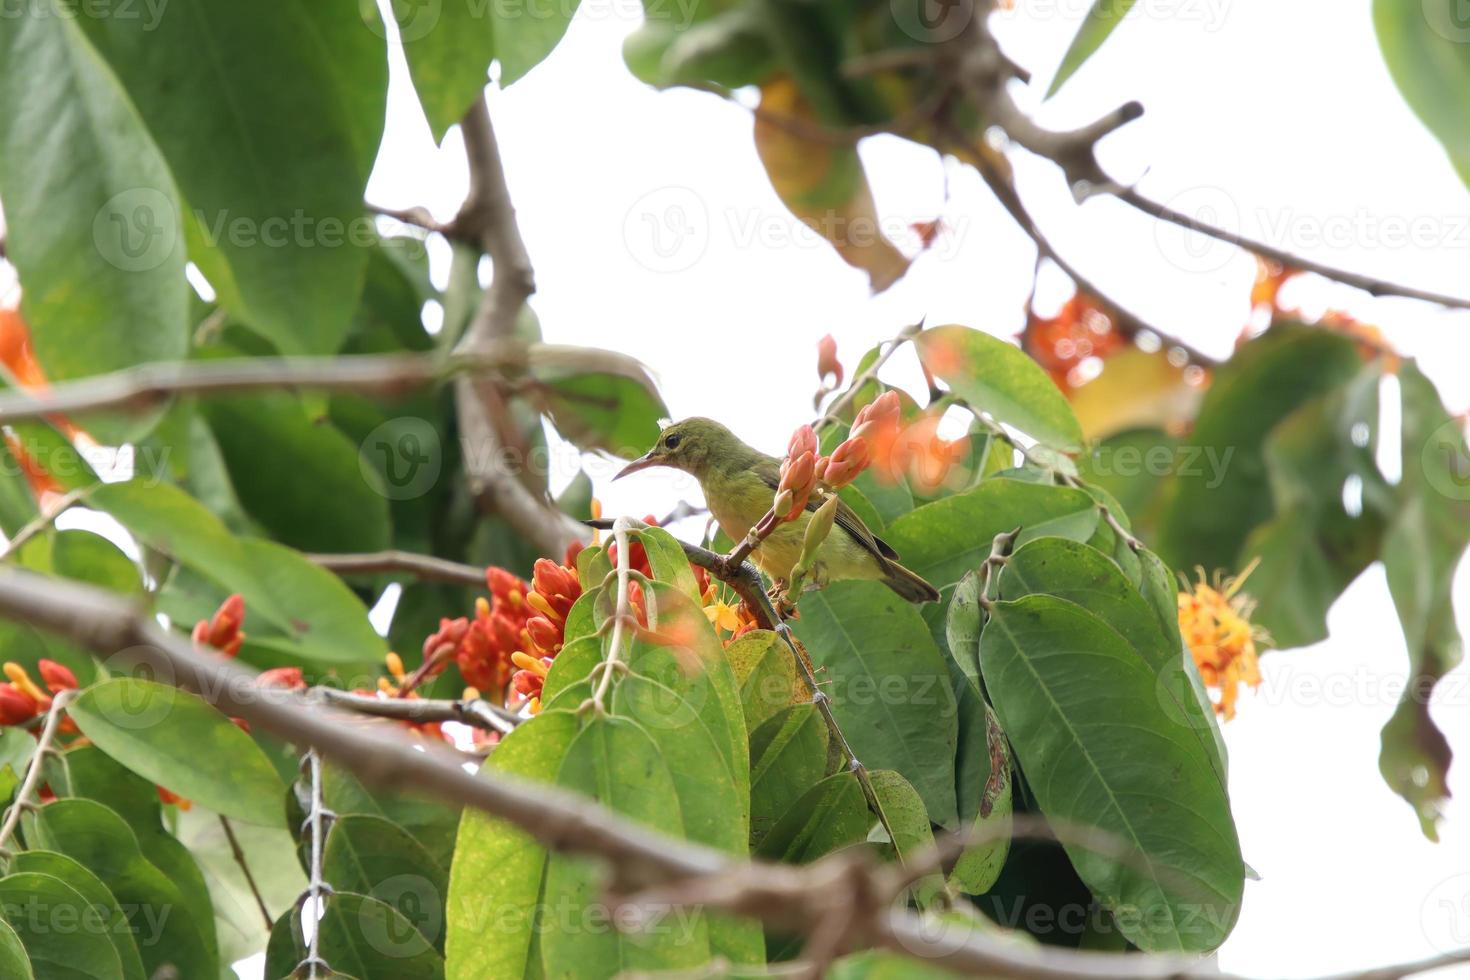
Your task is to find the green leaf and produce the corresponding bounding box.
[884,477,1100,598]
[755,772,870,863]
[1075,428,1177,540]
[200,384,392,553]
[726,629,801,733]
[68,678,287,827]
[948,705,1013,897]
[0,2,188,444]
[23,799,216,978]
[1374,0,1470,189]
[633,526,702,603]
[324,814,449,950]
[0,440,39,538]
[1154,327,1362,573]
[980,595,1242,952]
[612,675,763,964]
[496,0,583,85]
[794,581,958,827]
[1379,363,1470,839]
[77,0,382,355]
[945,569,984,692]
[446,710,578,980]
[90,480,385,666]
[20,530,142,597]
[10,852,145,980]
[542,716,711,977]
[531,350,667,458]
[1046,0,1139,97]
[914,326,1083,451]
[395,0,494,140]
[749,704,830,849]
[265,891,444,980]
[172,807,305,969]
[0,872,123,980]
[318,764,462,872]
[869,770,944,910]
[0,918,30,980]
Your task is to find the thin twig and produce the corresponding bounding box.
[0,689,76,861]
[294,749,333,980]
[308,551,488,589]
[0,486,90,560]
[1105,182,1470,311]
[814,322,923,431]
[219,815,274,931]
[585,517,634,712]
[0,567,1460,980]
[312,685,520,736]
[366,201,453,238]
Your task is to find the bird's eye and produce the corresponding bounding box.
[664,433,681,450]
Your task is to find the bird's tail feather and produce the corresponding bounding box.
[882,562,940,603]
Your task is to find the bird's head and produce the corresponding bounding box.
[614,417,738,482]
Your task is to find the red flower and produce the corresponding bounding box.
[193,594,245,657]
[0,684,37,726]
[816,335,843,386]
[256,667,306,691]
[37,659,77,694]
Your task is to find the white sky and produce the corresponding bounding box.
[361,0,1470,975]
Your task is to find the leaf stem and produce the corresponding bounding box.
[0,688,75,864]
[219,815,274,930]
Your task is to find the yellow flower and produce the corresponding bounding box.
[704,601,742,633]
[1178,558,1269,721]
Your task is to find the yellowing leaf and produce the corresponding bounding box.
[754,78,909,292]
[1067,346,1203,441]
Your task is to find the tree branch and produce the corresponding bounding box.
[312,685,521,736]
[218,815,274,931]
[449,96,586,559]
[307,550,489,589]
[0,566,1461,980]
[0,688,76,861]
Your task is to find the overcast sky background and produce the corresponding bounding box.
[355,0,1470,974]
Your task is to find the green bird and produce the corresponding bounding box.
[616,418,939,603]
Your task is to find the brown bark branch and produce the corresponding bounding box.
[307,550,489,589]
[312,685,521,736]
[450,96,586,559]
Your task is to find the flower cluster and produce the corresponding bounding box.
[776,390,900,523]
[1024,293,1124,391]
[0,659,78,726]
[1178,561,1269,720]
[506,558,583,713]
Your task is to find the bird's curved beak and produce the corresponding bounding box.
[614,450,660,481]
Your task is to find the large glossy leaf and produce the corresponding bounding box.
[1379,363,1470,839]
[318,764,462,872]
[264,891,444,980]
[69,678,286,827]
[1375,0,1470,189]
[77,0,383,355]
[980,595,1242,952]
[749,704,830,848]
[542,716,711,977]
[1046,0,1139,97]
[915,326,1083,451]
[755,772,870,863]
[323,814,449,951]
[23,799,216,978]
[1154,327,1361,572]
[726,629,801,733]
[612,675,763,964]
[884,478,1099,597]
[869,770,943,909]
[10,852,145,980]
[495,0,581,84]
[794,581,959,827]
[530,349,667,458]
[949,703,1013,897]
[0,3,187,444]
[90,480,384,666]
[446,710,578,980]
[0,872,123,980]
[201,384,391,553]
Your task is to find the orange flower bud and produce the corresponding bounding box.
[486,568,527,608]
[787,424,818,462]
[526,617,563,656]
[195,594,246,657]
[776,450,816,519]
[564,540,585,569]
[816,334,843,385]
[821,436,872,489]
[0,684,37,725]
[37,659,77,694]
[421,617,469,672]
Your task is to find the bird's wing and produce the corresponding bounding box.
[755,460,898,569]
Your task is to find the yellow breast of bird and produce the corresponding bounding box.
[707,496,879,586]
